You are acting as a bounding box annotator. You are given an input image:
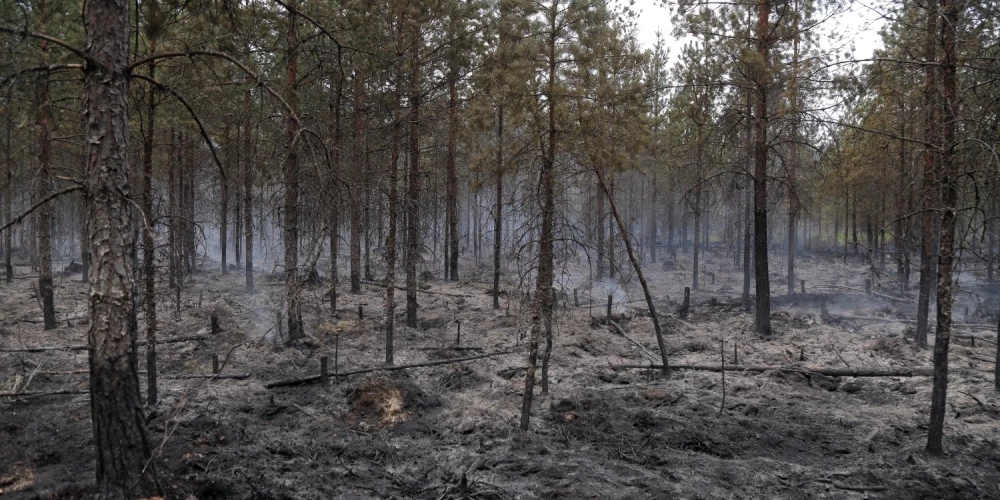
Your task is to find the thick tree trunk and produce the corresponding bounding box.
[284,5,304,343]
[35,5,56,330]
[927,0,959,455]
[753,0,773,338]
[84,0,161,494]
[141,48,158,406]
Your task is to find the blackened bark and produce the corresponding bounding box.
[385,14,404,364]
[753,0,773,338]
[743,90,753,311]
[927,0,959,455]
[84,0,161,494]
[447,70,459,282]
[916,2,939,348]
[141,45,158,406]
[36,2,56,330]
[220,125,228,276]
[244,90,254,293]
[493,104,503,309]
[405,29,422,328]
[350,75,364,294]
[284,4,304,343]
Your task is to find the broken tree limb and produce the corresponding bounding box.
[611,363,934,377]
[265,350,515,389]
[0,334,210,353]
[834,315,995,332]
[608,320,659,364]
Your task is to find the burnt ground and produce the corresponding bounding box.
[1,247,999,499]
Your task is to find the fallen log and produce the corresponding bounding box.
[0,389,89,398]
[266,350,515,389]
[162,373,250,380]
[0,334,210,353]
[612,363,934,377]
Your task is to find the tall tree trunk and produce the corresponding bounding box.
[84,0,161,494]
[916,2,940,348]
[350,75,364,294]
[284,4,304,343]
[493,104,503,309]
[385,15,404,363]
[597,173,606,279]
[927,0,959,455]
[522,5,557,429]
[787,6,799,296]
[743,90,753,310]
[141,43,158,406]
[220,124,229,275]
[447,71,459,282]
[693,123,702,291]
[3,106,11,284]
[329,62,343,312]
[405,28,422,328]
[244,91,254,292]
[753,0,773,338]
[36,0,56,330]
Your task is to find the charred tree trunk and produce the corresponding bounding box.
[83,0,162,494]
[693,123,702,291]
[405,29,422,328]
[597,173,606,280]
[927,0,959,455]
[753,0,773,338]
[283,5,304,343]
[35,3,56,330]
[141,45,158,406]
[493,104,504,309]
[350,75,364,294]
[3,113,11,284]
[916,2,940,348]
[385,16,404,364]
[220,125,229,276]
[743,90,753,311]
[329,59,343,312]
[244,90,254,293]
[447,69,459,282]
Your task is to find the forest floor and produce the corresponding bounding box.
[1,247,999,499]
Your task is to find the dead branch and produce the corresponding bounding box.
[0,389,89,398]
[608,320,659,363]
[359,279,472,298]
[265,350,515,389]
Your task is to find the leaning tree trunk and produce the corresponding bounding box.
[283,4,304,343]
[753,0,773,338]
[35,3,56,330]
[927,0,959,455]
[83,0,162,494]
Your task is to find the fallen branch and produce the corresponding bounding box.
[608,320,659,364]
[359,279,472,298]
[612,363,934,377]
[834,315,996,332]
[266,350,515,389]
[0,334,210,353]
[162,373,250,380]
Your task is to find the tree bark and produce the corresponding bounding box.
[385,13,404,364]
[350,74,364,294]
[84,0,162,494]
[927,0,959,455]
[141,41,158,406]
[743,90,753,311]
[35,0,56,330]
[244,90,254,293]
[405,27,422,329]
[753,0,773,338]
[916,1,940,348]
[493,104,503,309]
[447,69,459,282]
[284,4,304,343]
